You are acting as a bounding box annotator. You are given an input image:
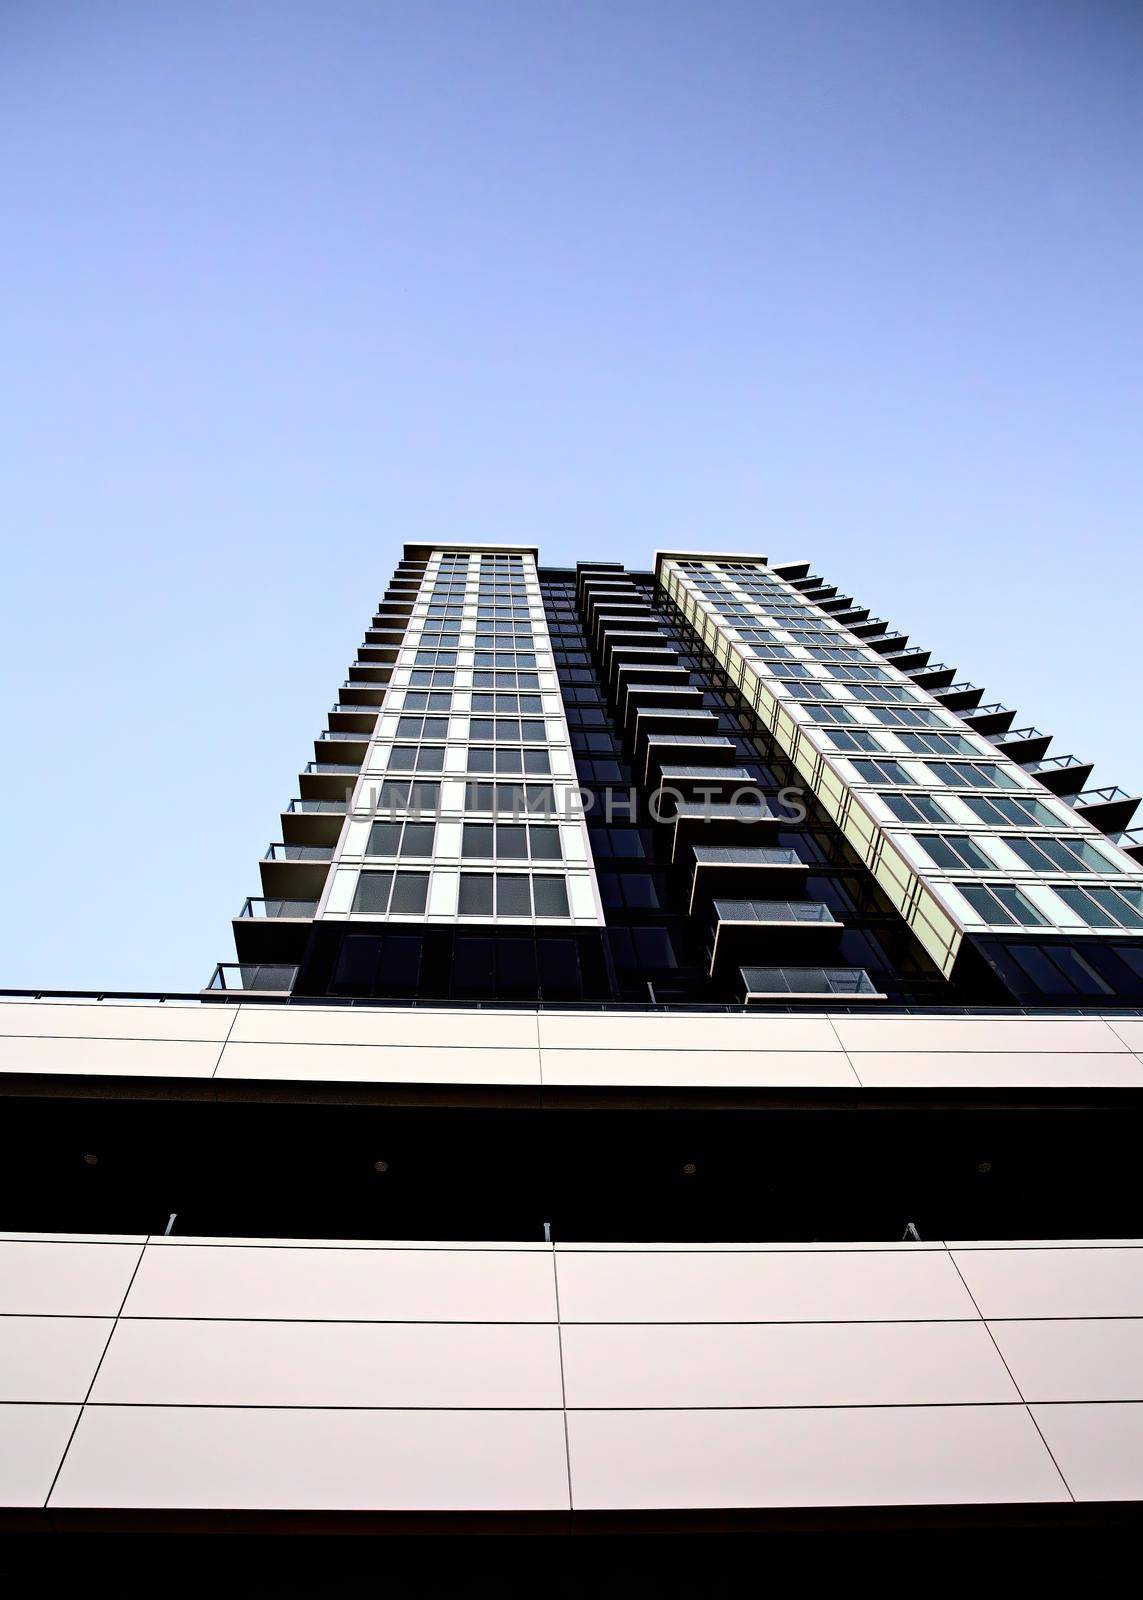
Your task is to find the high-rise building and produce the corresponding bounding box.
[3,542,1143,1542]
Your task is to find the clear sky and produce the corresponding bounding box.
[1,0,1140,991]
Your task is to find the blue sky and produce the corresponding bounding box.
[1,0,1140,991]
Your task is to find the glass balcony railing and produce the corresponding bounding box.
[303,761,358,775]
[1035,754,1086,772]
[285,799,347,814]
[694,846,802,868]
[740,966,880,997]
[263,844,334,862]
[207,963,298,992]
[1076,785,1136,807]
[237,898,319,919]
[714,899,836,924]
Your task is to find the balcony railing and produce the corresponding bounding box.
[285,799,347,814]
[1035,754,1086,773]
[694,846,802,868]
[237,898,319,919]
[1075,785,1135,807]
[303,762,358,776]
[741,966,880,997]
[208,963,299,992]
[263,844,334,862]
[714,899,836,924]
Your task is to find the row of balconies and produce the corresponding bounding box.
[770,561,1142,861]
[576,563,884,1002]
[217,559,429,985]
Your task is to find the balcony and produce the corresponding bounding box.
[709,898,842,976]
[300,762,359,801]
[739,965,883,1002]
[284,798,348,814]
[339,683,387,706]
[667,797,780,862]
[348,661,393,683]
[232,898,318,963]
[875,637,921,661]
[849,617,889,638]
[904,661,957,688]
[315,735,368,770]
[630,706,721,756]
[328,705,379,734]
[238,897,319,919]
[593,612,661,650]
[282,801,346,847]
[260,843,333,900]
[688,844,807,913]
[1028,754,1094,796]
[612,660,693,696]
[620,681,705,722]
[832,605,871,625]
[1071,786,1141,835]
[770,560,810,580]
[937,683,986,713]
[606,644,681,694]
[991,725,1052,763]
[653,765,758,814]
[961,701,1014,733]
[642,732,737,786]
[205,963,298,996]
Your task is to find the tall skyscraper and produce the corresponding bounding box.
[222,542,1143,1007]
[3,543,1143,1540]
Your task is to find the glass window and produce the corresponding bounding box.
[990,883,1048,925]
[880,793,951,825]
[533,876,570,916]
[458,872,493,915]
[498,824,528,859]
[496,875,532,915]
[1096,888,1143,928]
[352,872,393,914]
[366,822,402,856]
[529,827,562,861]
[1003,836,1057,872]
[389,872,429,914]
[401,823,435,857]
[461,824,494,859]
[1054,886,1117,927]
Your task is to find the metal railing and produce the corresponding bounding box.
[1076,786,1136,806]
[713,899,835,923]
[208,964,299,992]
[237,898,318,919]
